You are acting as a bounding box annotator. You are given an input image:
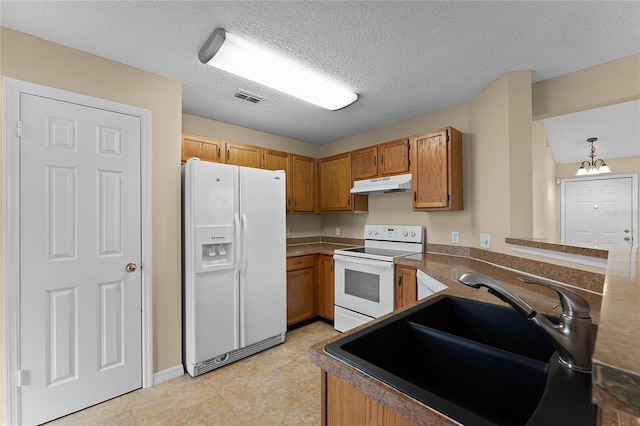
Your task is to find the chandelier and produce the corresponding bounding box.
[576,137,611,176]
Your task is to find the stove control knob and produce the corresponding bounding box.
[374,230,378,235]
[411,231,416,237]
[368,229,373,235]
[403,231,408,237]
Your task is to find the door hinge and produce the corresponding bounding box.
[16,121,22,138]
[16,370,27,387]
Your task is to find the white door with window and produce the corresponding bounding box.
[19,92,143,425]
[562,175,637,248]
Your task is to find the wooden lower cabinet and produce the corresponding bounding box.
[395,265,417,310]
[323,372,413,426]
[286,256,315,325]
[316,254,334,320]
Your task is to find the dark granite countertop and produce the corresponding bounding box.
[291,239,638,422]
[506,237,609,259]
[308,248,639,424]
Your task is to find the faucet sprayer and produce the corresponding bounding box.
[458,272,593,373]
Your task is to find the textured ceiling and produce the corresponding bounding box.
[543,100,640,164]
[1,1,639,155]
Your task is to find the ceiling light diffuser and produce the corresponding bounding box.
[198,28,358,111]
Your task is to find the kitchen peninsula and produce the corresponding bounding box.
[301,241,639,425]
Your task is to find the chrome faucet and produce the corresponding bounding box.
[458,272,593,373]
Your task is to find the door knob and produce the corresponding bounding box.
[126,263,137,273]
[624,229,630,233]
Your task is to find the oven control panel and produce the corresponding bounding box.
[364,225,424,243]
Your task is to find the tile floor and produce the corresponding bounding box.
[46,321,339,425]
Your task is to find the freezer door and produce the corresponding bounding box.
[183,161,240,368]
[238,167,287,347]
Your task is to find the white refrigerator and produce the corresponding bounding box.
[182,159,287,377]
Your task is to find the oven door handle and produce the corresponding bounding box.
[333,254,394,269]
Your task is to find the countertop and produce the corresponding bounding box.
[302,244,639,423]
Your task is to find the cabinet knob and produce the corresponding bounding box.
[373,156,377,166]
[380,155,384,164]
[217,148,221,159]
[227,149,230,160]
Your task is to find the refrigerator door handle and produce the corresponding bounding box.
[233,213,241,279]
[241,213,249,278]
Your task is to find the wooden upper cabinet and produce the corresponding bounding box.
[410,127,463,211]
[352,138,409,181]
[319,153,353,212]
[290,155,316,212]
[181,133,223,163]
[319,153,368,213]
[378,138,410,176]
[264,149,289,172]
[352,146,378,180]
[225,142,264,168]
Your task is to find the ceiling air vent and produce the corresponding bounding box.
[234,90,265,104]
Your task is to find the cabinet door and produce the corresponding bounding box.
[395,266,417,310]
[225,142,264,168]
[181,133,223,163]
[286,267,315,325]
[319,153,353,212]
[265,150,291,210]
[317,255,335,320]
[379,138,409,176]
[291,155,316,212]
[410,127,463,211]
[352,146,378,180]
[326,373,414,426]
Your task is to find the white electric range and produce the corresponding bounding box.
[333,225,424,332]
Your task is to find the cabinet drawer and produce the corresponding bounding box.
[287,255,314,271]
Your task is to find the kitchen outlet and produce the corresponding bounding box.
[335,227,340,236]
[286,227,290,236]
[451,231,459,244]
[480,233,490,249]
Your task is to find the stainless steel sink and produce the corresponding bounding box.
[325,295,597,426]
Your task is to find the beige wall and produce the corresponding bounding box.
[319,72,535,254]
[0,26,183,392]
[532,53,640,120]
[531,121,559,241]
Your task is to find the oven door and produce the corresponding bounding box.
[333,254,395,319]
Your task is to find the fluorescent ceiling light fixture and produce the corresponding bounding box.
[198,28,358,111]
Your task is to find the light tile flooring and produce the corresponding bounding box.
[46,321,339,426]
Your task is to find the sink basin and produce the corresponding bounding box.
[325,295,597,426]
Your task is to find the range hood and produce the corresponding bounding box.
[350,173,412,195]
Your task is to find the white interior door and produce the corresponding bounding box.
[563,176,635,248]
[20,93,142,425]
